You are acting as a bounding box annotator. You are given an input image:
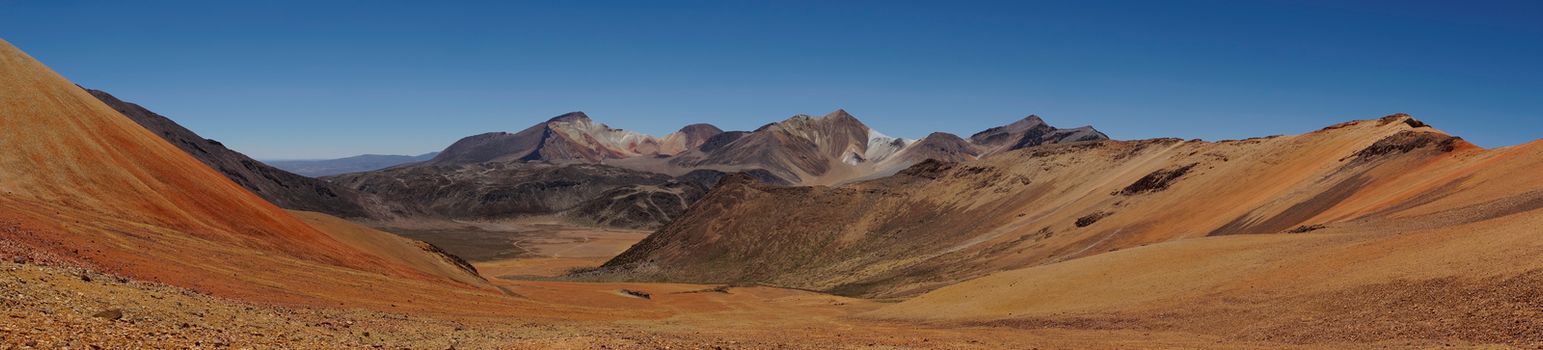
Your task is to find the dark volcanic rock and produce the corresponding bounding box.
[1075,211,1113,227]
[620,289,652,299]
[1119,163,1199,195]
[1287,224,1327,233]
[970,115,1109,155]
[696,131,749,153]
[331,162,672,219]
[332,162,731,228]
[677,169,792,187]
[1350,130,1463,162]
[896,159,957,180]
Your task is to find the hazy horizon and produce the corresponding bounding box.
[3,0,1539,159]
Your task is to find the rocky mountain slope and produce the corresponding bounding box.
[893,132,982,163]
[646,110,1109,185]
[664,109,904,185]
[330,162,680,220]
[328,162,779,229]
[658,123,724,154]
[428,112,716,165]
[419,109,1106,186]
[85,89,390,219]
[969,115,1109,156]
[334,110,1105,229]
[268,152,439,177]
[0,39,491,306]
[587,114,1497,298]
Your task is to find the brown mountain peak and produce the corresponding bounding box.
[547,111,591,123]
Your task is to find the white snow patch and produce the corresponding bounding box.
[863,128,910,162]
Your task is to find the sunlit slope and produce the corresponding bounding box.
[863,136,1543,344]
[877,137,1543,310]
[0,39,493,307]
[287,210,491,288]
[596,114,1486,298]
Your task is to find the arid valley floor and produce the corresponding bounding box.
[10,222,1526,350]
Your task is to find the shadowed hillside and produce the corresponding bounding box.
[86,88,393,219]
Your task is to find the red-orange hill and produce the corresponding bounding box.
[0,39,540,315]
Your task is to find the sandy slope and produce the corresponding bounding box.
[86,88,388,219]
[0,38,521,313]
[287,210,491,288]
[871,208,1543,345]
[863,137,1543,345]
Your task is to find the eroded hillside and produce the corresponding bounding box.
[590,115,1484,298]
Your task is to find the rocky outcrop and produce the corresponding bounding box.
[1118,163,1198,195]
[1350,130,1466,162]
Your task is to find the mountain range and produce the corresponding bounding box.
[426,109,1108,186]
[305,107,1108,229]
[81,87,1107,230]
[267,152,440,177]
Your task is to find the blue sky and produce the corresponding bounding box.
[2,0,1540,159]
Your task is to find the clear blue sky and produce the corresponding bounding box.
[2,0,1540,159]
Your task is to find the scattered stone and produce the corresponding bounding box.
[673,285,732,295]
[1287,224,1327,233]
[621,289,652,300]
[1076,211,1113,228]
[93,308,123,321]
